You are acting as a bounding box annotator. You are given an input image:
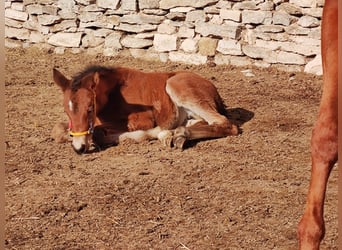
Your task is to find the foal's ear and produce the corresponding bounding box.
[53,68,70,92]
[91,72,101,90]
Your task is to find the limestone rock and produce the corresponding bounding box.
[12,2,25,11]
[48,32,83,47]
[26,4,43,15]
[233,1,258,10]
[38,14,61,25]
[242,10,272,25]
[198,37,217,56]
[6,18,23,29]
[242,45,271,59]
[195,21,242,39]
[121,36,153,49]
[186,10,207,22]
[290,0,317,8]
[153,34,177,52]
[169,51,207,65]
[5,9,28,22]
[116,23,157,33]
[180,38,198,53]
[272,12,291,26]
[97,0,120,9]
[217,39,243,56]
[139,0,160,9]
[304,54,322,75]
[265,50,306,65]
[57,0,77,12]
[276,3,302,16]
[120,13,164,25]
[160,0,219,9]
[5,26,30,40]
[297,16,320,28]
[82,32,105,48]
[50,20,77,33]
[121,0,137,11]
[157,22,177,34]
[29,31,44,43]
[178,26,195,38]
[104,32,122,49]
[220,9,241,22]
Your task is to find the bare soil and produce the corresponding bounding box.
[5,47,338,249]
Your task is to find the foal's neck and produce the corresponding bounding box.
[94,67,128,110]
[95,67,125,93]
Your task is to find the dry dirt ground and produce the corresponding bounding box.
[5,47,338,249]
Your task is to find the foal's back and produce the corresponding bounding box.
[94,67,238,149]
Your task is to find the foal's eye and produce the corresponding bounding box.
[88,106,93,113]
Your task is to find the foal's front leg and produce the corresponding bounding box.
[92,125,123,147]
[127,111,155,131]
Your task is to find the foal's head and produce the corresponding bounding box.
[53,67,103,154]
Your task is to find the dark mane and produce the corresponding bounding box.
[71,65,115,91]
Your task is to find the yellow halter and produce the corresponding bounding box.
[69,130,91,137]
[69,89,97,137]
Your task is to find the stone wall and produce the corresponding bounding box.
[5,0,324,74]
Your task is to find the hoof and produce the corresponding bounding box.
[172,126,189,149]
[158,130,173,147]
[173,135,186,149]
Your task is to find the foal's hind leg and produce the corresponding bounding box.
[173,114,238,149]
[166,73,239,148]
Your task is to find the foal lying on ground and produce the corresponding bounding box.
[52,66,239,154]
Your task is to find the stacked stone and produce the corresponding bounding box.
[5,0,324,74]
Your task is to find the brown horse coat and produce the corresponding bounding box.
[53,66,238,153]
[297,0,338,248]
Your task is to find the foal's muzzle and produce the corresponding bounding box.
[74,143,87,155]
[68,120,94,154]
[71,135,90,154]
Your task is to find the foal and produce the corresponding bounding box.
[297,0,338,248]
[53,66,239,154]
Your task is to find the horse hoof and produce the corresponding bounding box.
[158,130,173,147]
[160,136,173,147]
[173,136,186,149]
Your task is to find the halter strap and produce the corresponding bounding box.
[69,130,91,137]
[68,89,97,137]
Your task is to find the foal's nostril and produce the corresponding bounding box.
[73,144,87,154]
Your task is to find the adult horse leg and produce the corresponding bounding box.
[297,0,338,248]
